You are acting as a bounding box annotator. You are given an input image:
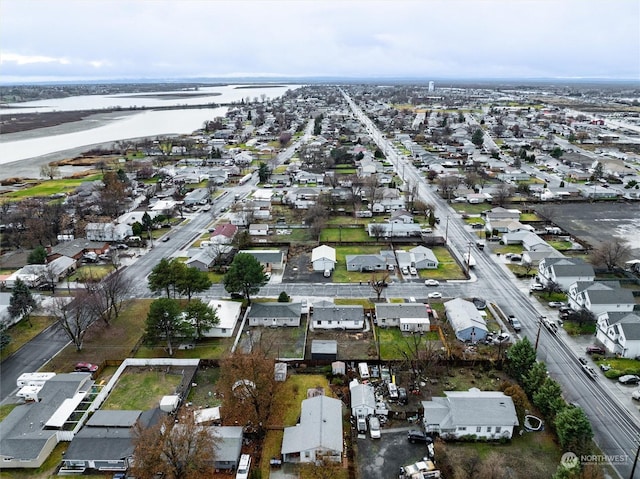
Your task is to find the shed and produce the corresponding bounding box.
[275,362,288,382]
[331,361,346,376]
[311,340,338,361]
[159,395,180,413]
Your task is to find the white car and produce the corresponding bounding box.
[409,267,418,275]
[401,266,410,275]
[427,292,442,299]
[369,416,381,439]
[632,390,640,401]
[494,332,510,343]
[424,279,440,287]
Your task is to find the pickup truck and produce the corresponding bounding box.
[582,364,597,380]
[541,317,558,334]
[508,315,522,332]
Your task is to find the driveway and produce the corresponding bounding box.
[356,425,430,479]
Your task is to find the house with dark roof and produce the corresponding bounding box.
[210,223,238,244]
[444,298,488,342]
[0,373,94,469]
[238,249,285,271]
[247,302,302,327]
[374,303,431,332]
[312,301,364,330]
[422,388,518,440]
[538,257,595,291]
[568,281,635,315]
[281,395,343,463]
[596,312,640,359]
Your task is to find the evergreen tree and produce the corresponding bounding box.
[145,298,194,356]
[504,337,537,383]
[223,253,268,304]
[27,245,47,264]
[471,128,484,147]
[555,406,593,457]
[8,278,37,325]
[183,299,219,339]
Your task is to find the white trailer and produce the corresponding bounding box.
[358,362,370,380]
[16,372,56,388]
[17,385,42,401]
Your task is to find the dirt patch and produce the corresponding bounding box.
[307,328,377,360]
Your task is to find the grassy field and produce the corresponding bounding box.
[450,203,490,214]
[68,264,115,282]
[101,370,184,410]
[45,299,152,373]
[425,246,467,280]
[3,175,102,199]
[320,227,369,242]
[377,327,440,360]
[492,244,524,255]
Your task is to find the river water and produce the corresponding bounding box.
[0,84,299,165]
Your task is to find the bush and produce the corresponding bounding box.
[277,291,290,302]
[604,369,623,379]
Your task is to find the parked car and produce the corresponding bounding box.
[424,279,440,286]
[161,236,170,242]
[600,363,611,372]
[409,266,418,275]
[632,390,640,401]
[472,297,487,310]
[586,345,606,355]
[558,306,573,314]
[427,292,442,299]
[578,357,588,365]
[618,375,640,385]
[236,454,252,479]
[508,315,522,332]
[369,416,381,439]
[74,362,98,373]
[530,283,545,291]
[401,266,410,275]
[510,254,522,262]
[407,430,432,444]
[387,264,395,271]
[494,332,510,343]
[548,301,565,308]
[398,387,408,405]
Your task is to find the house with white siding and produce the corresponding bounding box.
[312,301,364,330]
[537,257,595,291]
[596,312,640,359]
[247,302,301,327]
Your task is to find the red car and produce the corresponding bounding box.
[74,362,99,373]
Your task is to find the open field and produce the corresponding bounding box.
[101,369,183,410]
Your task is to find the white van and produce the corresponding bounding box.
[323,269,331,278]
[387,382,399,400]
[236,454,251,479]
[358,362,370,379]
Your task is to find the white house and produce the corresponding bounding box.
[247,302,301,327]
[367,223,423,238]
[422,388,518,440]
[204,300,242,338]
[444,298,488,342]
[568,281,636,315]
[312,301,364,330]
[596,311,640,359]
[537,257,595,291]
[311,245,337,272]
[374,303,431,331]
[349,379,376,418]
[281,395,343,464]
[85,223,133,242]
[249,224,269,236]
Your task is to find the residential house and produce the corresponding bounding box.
[85,223,133,242]
[185,249,219,272]
[567,281,635,316]
[311,245,337,272]
[349,379,376,419]
[522,244,565,266]
[0,373,94,469]
[210,224,238,244]
[61,409,159,474]
[345,254,387,272]
[249,224,269,236]
[422,388,518,440]
[596,312,640,359]
[409,245,439,269]
[444,298,488,342]
[374,303,431,332]
[247,302,302,327]
[312,301,364,330]
[238,249,285,271]
[281,395,343,463]
[183,188,210,206]
[204,300,242,337]
[210,426,244,471]
[389,210,414,224]
[484,207,521,232]
[538,257,595,291]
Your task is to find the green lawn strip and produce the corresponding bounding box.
[4,175,102,199]
[519,213,540,221]
[326,216,369,226]
[186,368,221,407]
[563,321,597,336]
[597,357,640,377]
[506,264,537,278]
[0,404,19,422]
[492,245,524,255]
[547,240,573,251]
[463,217,485,225]
[334,298,375,309]
[67,264,115,282]
[450,203,489,214]
[1,315,55,361]
[101,371,183,410]
[273,228,310,242]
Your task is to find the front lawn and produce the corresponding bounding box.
[377,327,440,360]
[320,227,369,242]
[4,175,102,199]
[1,315,55,361]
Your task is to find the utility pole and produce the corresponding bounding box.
[534,316,544,352]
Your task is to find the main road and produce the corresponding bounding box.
[340,89,639,479]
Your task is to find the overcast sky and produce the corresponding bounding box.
[1,0,638,83]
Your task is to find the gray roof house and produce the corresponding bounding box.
[312,302,364,330]
[247,302,302,327]
[281,395,343,464]
[538,257,595,291]
[444,298,488,342]
[238,249,285,270]
[345,254,387,272]
[367,223,422,238]
[422,388,518,440]
[409,246,439,269]
[0,373,94,469]
[85,222,133,242]
[375,303,431,332]
[210,426,244,471]
[571,283,636,316]
[349,379,376,419]
[61,409,160,474]
[596,312,640,359]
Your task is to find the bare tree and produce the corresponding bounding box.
[369,223,386,242]
[591,238,631,271]
[439,176,460,201]
[130,410,218,479]
[364,175,382,205]
[93,268,133,324]
[493,183,514,206]
[49,293,98,351]
[40,163,60,180]
[370,271,390,301]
